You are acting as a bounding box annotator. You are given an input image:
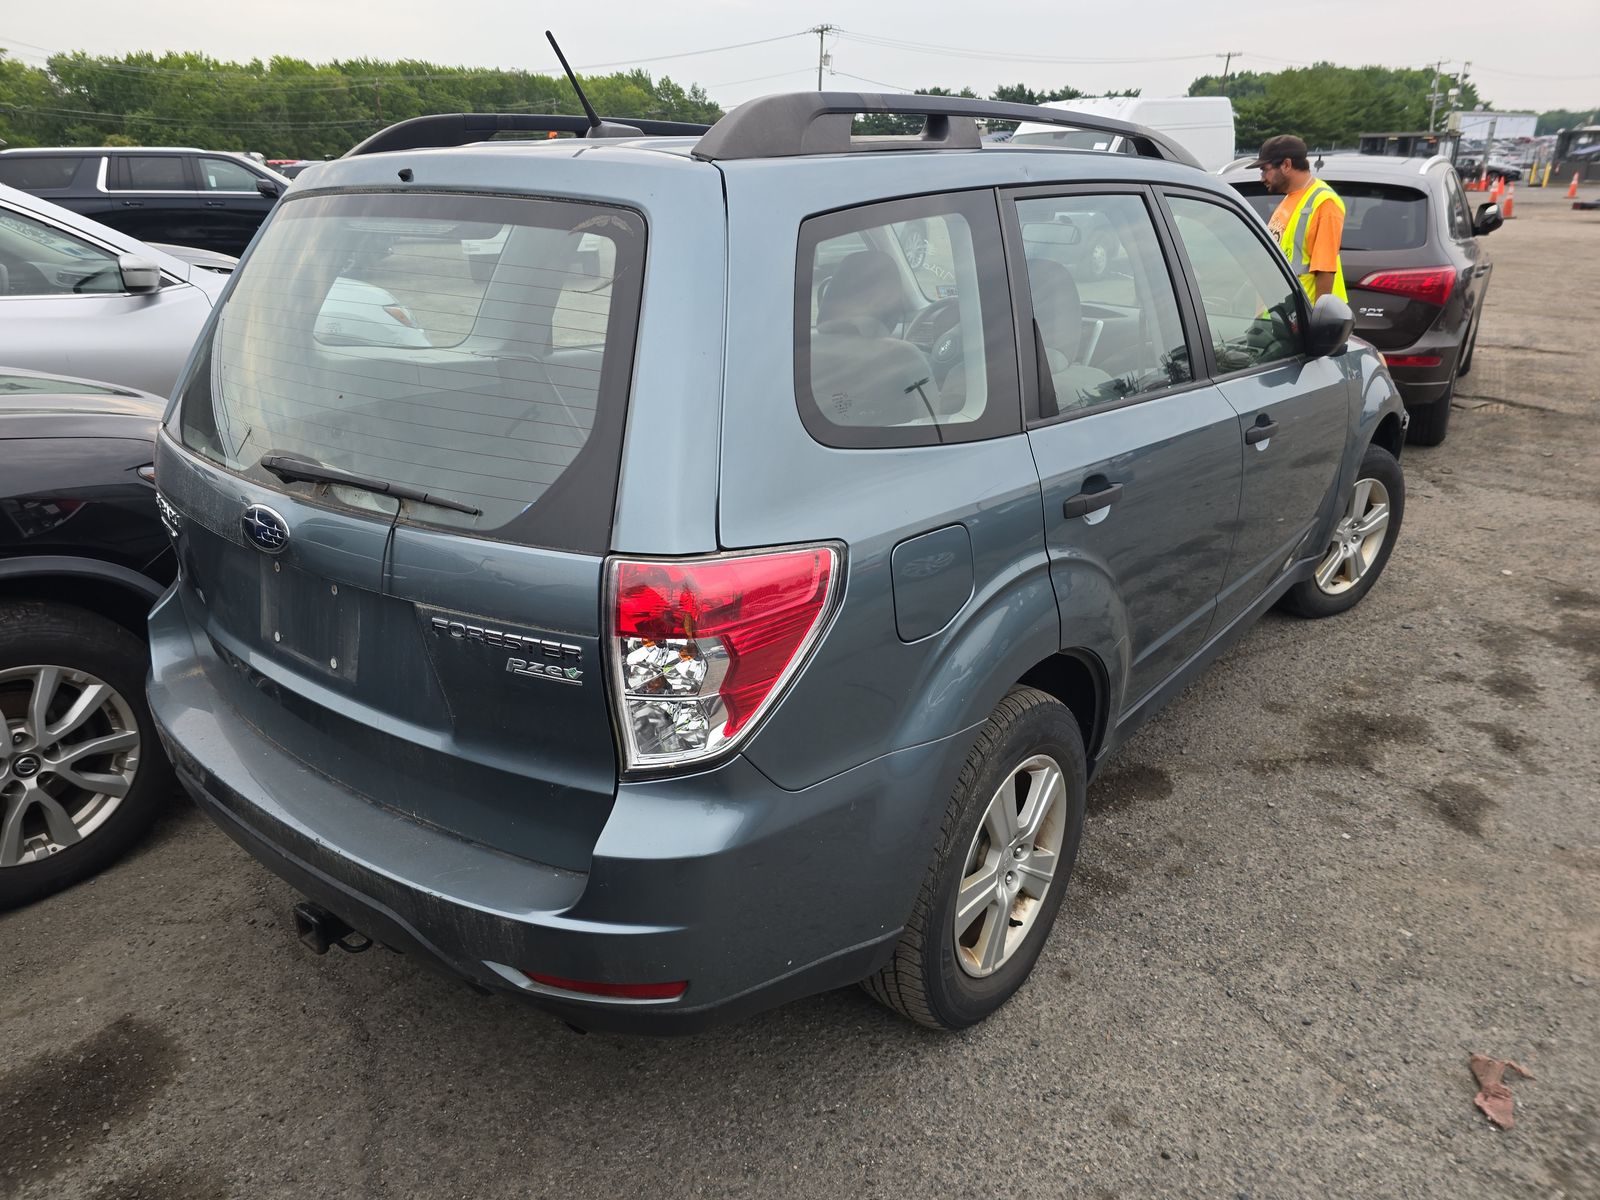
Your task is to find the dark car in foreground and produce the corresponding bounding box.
[1227,154,1501,445]
[0,369,174,906]
[151,96,1407,1033]
[0,146,289,257]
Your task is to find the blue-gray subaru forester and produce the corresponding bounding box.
[149,94,1408,1032]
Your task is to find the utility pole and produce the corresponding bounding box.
[811,24,835,91]
[1218,51,1241,95]
[1428,60,1447,132]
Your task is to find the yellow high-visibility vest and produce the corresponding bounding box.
[1278,181,1347,302]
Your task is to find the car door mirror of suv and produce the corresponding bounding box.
[257,178,282,199]
[1306,294,1354,358]
[1472,202,1503,237]
[117,254,162,294]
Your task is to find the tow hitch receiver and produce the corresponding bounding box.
[292,901,374,955]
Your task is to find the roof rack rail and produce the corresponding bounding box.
[691,92,1200,169]
[345,113,712,158]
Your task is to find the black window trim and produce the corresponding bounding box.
[1153,184,1313,387]
[793,186,1023,451]
[999,181,1212,430]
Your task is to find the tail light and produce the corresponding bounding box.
[1357,267,1457,307]
[1384,354,1443,368]
[608,545,839,770]
[382,304,420,328]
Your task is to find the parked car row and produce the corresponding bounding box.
[6,95,1415,1036]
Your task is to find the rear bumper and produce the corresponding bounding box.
[1356,326,1464,408]
[148,587,966,1034]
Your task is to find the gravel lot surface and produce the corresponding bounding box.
[3,183,1597,1200]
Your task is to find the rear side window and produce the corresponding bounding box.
[114,156,190,190]
[0,156,83,190]
[796,191,1018,449]
[174,191,645,554]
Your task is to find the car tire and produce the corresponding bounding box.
[0,602,173,908]
[862,687,1086,1030]
[1281,443,1405,619]
[1405,384,1453,447]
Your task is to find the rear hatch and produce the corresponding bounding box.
[159,189,645,871]
[1236,179,1449,349]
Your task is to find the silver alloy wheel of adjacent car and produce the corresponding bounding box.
[1314,477,1392,596]
[0,665,141,867]
[953,753,1067,978]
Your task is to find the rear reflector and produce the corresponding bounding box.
[524,973,688,1001]
[1357,267,1457,308]
[609,545,838,771]
[1384,354,1443,368]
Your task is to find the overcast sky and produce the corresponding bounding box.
[4,2,1598,114]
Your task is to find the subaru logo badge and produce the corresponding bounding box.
[242,504,290,554]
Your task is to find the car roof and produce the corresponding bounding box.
[0,146,210,155]
[0,182,193,279]
[1222,154,1453,185]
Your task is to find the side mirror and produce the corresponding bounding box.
[1306,294,1353,358]
[1473,202,1503,236]
[257,178,282,198]
[117,254,161,294]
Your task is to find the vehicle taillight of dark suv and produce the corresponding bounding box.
[150,96,1409,1032]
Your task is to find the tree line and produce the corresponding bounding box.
[1,48,1592,160]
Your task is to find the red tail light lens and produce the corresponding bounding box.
[610,545,838,769]
[1357,267,1457,307]
[1384,354,1443,368]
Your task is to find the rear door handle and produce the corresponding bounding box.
[1062,482,1123,519]
[1244,418,1279,445]
[121,200,143,207]
[205,200,225,207]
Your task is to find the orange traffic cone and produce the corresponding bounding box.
[1568,172,1581,199]
[1490,175,1505,204]
[1503,181,1515,218]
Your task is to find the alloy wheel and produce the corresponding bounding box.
[1315,477,1392,596]
[953,753,1067,978]
[0,666,141,867]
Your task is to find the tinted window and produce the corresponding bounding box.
[0,206,125,296]
[0,156,83,190]
[1234,180,1429,250]
[116,156,190,191]
[175,191,645,553]
[1168,195,1302,372]
[796,191,1018,449]
[1015,193,1192,417]
[198,157,261,192]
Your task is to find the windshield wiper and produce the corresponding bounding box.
[259,454,482,516]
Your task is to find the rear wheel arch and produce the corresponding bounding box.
[1017,650,1108,766]
[0,559,161,639]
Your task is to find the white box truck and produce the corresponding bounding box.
[1009,96,1236,173]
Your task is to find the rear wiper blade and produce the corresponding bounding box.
[259,454,482,516]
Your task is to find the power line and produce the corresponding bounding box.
[832,29,1219,65]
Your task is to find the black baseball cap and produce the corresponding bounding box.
[1247,134,1308,168]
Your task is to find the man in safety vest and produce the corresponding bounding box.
[1249,134,1347,303]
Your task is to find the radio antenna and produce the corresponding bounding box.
[546,32,640,138]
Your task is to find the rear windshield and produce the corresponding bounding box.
[1233,180,1430,250]
[173,191,645,554]
[0,156,83,190]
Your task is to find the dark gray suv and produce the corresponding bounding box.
[148,95,1408,1032]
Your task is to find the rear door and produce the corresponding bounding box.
[194,155,279,255]
[162,189,647,871]
[1161,190,1350,628]
[107,154,204,249]
[1008,185,1243,711]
